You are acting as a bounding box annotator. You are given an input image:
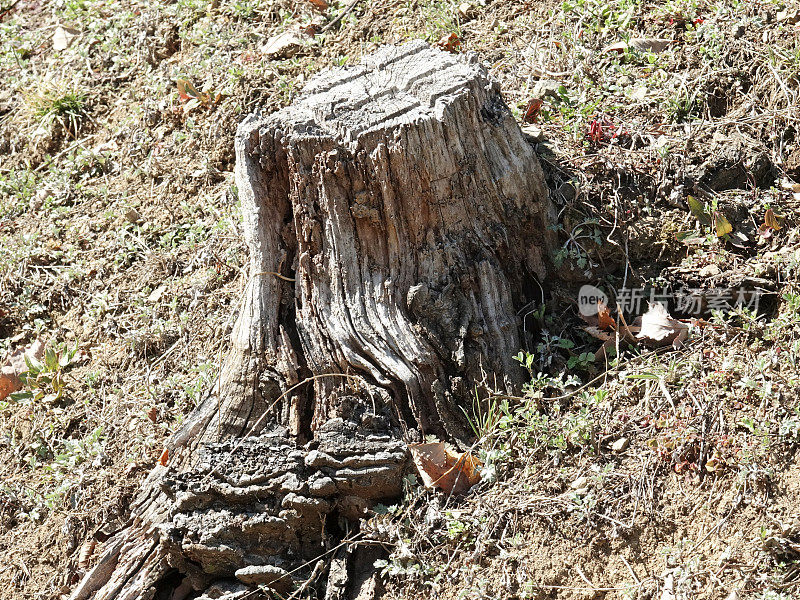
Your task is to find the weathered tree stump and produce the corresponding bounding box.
[71,40,553,600]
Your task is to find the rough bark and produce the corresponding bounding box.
[71,40,553,600]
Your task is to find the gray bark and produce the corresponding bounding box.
[70,40,553,600]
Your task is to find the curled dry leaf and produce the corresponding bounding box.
[764,208,784,231]
[436,32,461,53]
[603,38,672,54]
[0,339,45,401]
[583,301,642,360]
[522,98,543,124]
[636,302,689,348]
[579,299,614,330]
[0,366,20,401]
[158,448,169,467]
[409,442,481,495]
[597,301,616,330]
[260,30,308,59]
[78,539,97,571]
[758,208,785,239]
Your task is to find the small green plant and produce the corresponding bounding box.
[12,343,81,404]
[26,85,88,136]
[666,91,703,123]
[567,351,595,371]
[461,392,514,440]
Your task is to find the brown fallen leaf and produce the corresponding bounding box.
[597,301,616,330]
[591,307,641,360]
[436,32,461,53]
[522,98,543,124]
[0,339,45,401]
[0,366,21,401]
[306,0,328,10]
[78,538,97,571]
[764,208,784,231]
[636,302,689,348]
[158,448,169,466]
[603,38,672,54]
[579,299,614,329]
[409,442,481,495]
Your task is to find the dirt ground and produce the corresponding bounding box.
[2,0,800,598]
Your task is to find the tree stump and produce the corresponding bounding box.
[71,40,553,600]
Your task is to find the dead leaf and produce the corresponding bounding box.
[146,406,158,422]
[436,33,461,53]
[158,448,169,466]
[0,339,46,401]
[409,442,482,495]
[713,211,732,237]
[597,301,616,330]
[636,302,689,348]
[522,98,543,124]
[260,30,307,59]
[0,366,21,401]
[52,26,78,51]
[592,311,640,361]
[603,38,672,54]
[306,0,328,10]
[686,195,711,225]
[764,208,784,231]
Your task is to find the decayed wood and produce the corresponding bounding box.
[71,40,553,600]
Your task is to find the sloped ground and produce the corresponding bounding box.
[1,0,800,599]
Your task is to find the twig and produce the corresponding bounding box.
[285,559,326,600]
[252,270,295,282]
[33,133,99,173]
[621,555,641,585]
[321,0,360,32]
[0,0,20,20]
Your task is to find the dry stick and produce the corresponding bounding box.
[251,270,295,282]
[33,133,99,172]
[285,559,326,600]
[0,0,20,20]
[236,534,364,600]
[621,555,641,586]
[321,0,361,32]
[493,345,671,407]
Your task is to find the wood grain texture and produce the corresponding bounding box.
[70,40,552,600]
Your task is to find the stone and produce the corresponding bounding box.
[611,438,629,453]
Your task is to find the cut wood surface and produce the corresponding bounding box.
[70,40,552,600]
